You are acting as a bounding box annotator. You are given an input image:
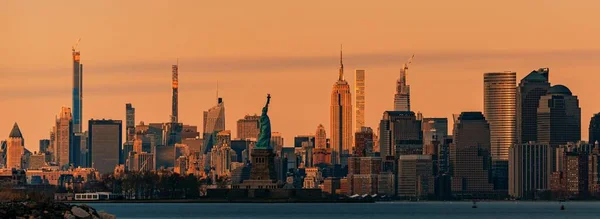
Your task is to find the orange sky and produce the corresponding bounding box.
[1,0,600,152]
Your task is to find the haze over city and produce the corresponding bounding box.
[2,0,600,153]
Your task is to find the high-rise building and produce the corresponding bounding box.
[39,139,50,154]
[271,132,284,154]
[508,143,552,199]
[379,111,422,159]
[516,69,550,144]
[551,151,589,196]
[203,98,225,154]
[236,114,260,140]
[397,155,434,198]
[355,69,366,131]
[55,107,73,168]
[126,103,135,142]
[537,85,581,146]
[450,112,494,198]
[315,124,327,149]
[394,56,413,111]
[89,119,122,174]
[354,127,374,157]
[589,113,600,144]
[171,64,179,123]
[330,49,353,166]
[72,44,83,133]
[484,72,516,191]
[29,152,46,170]
[6,123,25,169]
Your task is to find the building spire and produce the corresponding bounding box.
[339,44,344,81]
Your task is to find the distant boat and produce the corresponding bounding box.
[560,205,565,211]
[472,200,478,209]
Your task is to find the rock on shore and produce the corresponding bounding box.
[0,201,115,219]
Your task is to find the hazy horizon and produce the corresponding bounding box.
[2,0,600,152]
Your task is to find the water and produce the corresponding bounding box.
[83,202,600,219]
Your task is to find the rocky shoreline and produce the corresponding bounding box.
[0,201,115,219]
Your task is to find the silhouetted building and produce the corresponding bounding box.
[589,113,600,144]
[516,68,550,144]
[379,111,422,159]
[125,103,135,142]
[397,155,434,198]
[450,112,494,198]
[537,85,581,146]
[39,139,50,154]
[89,119,122,174]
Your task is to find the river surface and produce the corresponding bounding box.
[82,202,600,219]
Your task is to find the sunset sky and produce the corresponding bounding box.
[2,0,600,152]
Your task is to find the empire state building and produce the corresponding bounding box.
[330,47,353,167]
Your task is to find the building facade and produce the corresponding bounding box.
[537,85,581,146]
[450,112,494,198]
[89,119,122,174]
[126,103,135,143]
[330,50,353,167]
[203,98,225,154]
[354,127,374,157]
[397,155,434,198]
[236,114,260,140]
[508,143,552,199]
[516,69,550,144]
[589,113,600,144]
[484,72,516,191]
[72,46,83,133]
[6,123,25,169]
[355,69,366,131]
[55,107,73,168]
[379,111,422,159]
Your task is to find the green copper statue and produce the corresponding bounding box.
[256,94,272,149]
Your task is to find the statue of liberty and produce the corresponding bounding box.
[256,94,271,149]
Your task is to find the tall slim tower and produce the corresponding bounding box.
[72,41,83,133]
[55,107,73,168]
[126,103,136,142]
[171,64,179,123]
[394,55,413,111]
[355,70,366,131]
[330,47,353,166]
[483,72,516,190]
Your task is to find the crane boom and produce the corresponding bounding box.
[403,54,415,70]
[72,38,81,52]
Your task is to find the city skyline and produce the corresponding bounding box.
[3,1,600,153]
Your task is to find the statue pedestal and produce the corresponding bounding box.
[249,148,276,181]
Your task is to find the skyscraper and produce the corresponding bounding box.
[450,112,494,198]
[171,64,179,123]
[484,72,516,191]
[379,111,422,159]
[89,119,122,174]
[126,103,135,143]
[330,48,353,166]
[6,123,25,169]
[203,98,225,154]
[55,107,73,168]
[236,114,260,140]
[315,124,327,149]
[589,113,600,144]
[394,55,413,111]
[422,118,448,147]
[516,68,550,144]
[72,42,83,133]
[537,85,581,146]
[355,69,366,131]
[397,155,434,198]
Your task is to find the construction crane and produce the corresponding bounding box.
[72,38,81,52]
[403,54,415,70]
